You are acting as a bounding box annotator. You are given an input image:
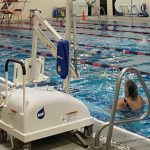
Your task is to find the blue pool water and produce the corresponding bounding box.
[0,20,150,137]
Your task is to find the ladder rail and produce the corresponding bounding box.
[94,67,150,149]
[130,5,140,16]
[96,6,108,21]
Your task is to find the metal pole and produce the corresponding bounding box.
[106,74,122,150]
[73,14,78,74]
[5,72,8,106]
[30,11,40,82]
[63,0,73,93]
[23,75,26,114]
[131,0,133,15]
[65,0,72,42]
[131,0,134,23]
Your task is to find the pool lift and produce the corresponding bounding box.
[0,9,94,149]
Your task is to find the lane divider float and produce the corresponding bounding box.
[0,33,150,56]
[0,44,149,76]
[52,20,150,30]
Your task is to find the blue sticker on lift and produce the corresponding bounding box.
[37,107,45,119]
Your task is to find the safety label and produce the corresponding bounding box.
[61,111,79,123]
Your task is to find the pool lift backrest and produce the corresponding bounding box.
[94,67,150,150]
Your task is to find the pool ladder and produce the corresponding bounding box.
[94,67,150,150]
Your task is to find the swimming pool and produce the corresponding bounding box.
[0,20,150,138]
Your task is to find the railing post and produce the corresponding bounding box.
[106,70,124,149]
[30,11,40,82]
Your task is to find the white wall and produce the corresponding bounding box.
[21,0,150,18]
[114,0,150,15]
[23,0,66,19]
[0,0,66,19]
[0,0,150,19]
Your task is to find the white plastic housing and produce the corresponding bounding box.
[0,87,93,142]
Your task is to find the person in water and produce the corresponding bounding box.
[117,79,146,111]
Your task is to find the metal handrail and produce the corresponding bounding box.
[96,6,108,21]
[94,67,150,150]
[130,5,140,16]
[120,4,129,16]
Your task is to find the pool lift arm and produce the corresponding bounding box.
[5,8,77,92]
[29,10,78,93]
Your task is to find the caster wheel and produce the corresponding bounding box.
[22,142,31,150]
[0,129,7,142]
[84,125,93,138]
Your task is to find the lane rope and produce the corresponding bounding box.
[0,33,150,56]
[52,20,150,29]
[1,24,150,41]
[77,59,150,77]
[0,44,149,76]
[51,22,150,35]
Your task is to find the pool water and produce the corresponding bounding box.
[0,20,150,138]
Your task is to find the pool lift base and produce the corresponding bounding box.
[7,130,89,150]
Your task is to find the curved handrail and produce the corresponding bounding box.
[94,67,150,149]
[130,5,140,16]
[5,59,26,75]
[94,6,108,21]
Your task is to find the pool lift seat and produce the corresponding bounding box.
[94,67,150,150]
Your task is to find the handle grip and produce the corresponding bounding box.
[5,59,26,75]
